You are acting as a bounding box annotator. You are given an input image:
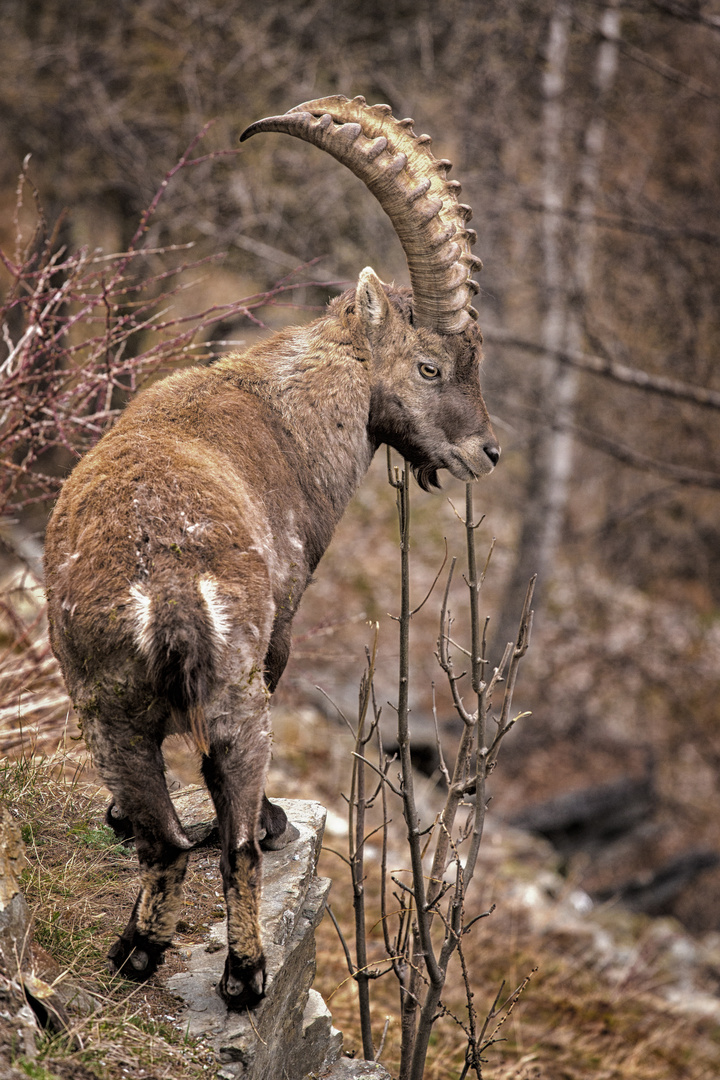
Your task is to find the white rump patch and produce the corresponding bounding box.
[129,583,153,655]
[198,575,232,647]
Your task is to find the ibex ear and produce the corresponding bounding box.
[355,266,390,332]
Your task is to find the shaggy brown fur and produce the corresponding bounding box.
[44,270,498,1008]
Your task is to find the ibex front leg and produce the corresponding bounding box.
[201,680,272,1009]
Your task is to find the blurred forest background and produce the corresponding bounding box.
[1,0,720,1072]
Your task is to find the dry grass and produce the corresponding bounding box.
[0,700,719,1078]
[0,751,219,1080]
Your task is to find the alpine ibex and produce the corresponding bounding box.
[44,96,499,1009]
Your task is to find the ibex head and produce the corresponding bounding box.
[241,95,500,488]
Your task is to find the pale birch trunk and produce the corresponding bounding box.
[494,0,620,660]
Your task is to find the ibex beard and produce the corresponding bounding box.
[43,97,500,1010]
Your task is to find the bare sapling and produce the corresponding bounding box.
[0,136,318,524]
[331,453,535,1079]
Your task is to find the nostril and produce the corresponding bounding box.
[484,443,500,468]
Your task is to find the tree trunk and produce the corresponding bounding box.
[494,0,620,661]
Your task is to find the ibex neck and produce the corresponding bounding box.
[217,315,374,525]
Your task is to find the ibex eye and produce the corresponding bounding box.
[419,362,440,380]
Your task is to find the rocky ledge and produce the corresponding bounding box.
[167,792,351,1079]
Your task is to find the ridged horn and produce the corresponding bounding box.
[240,94,482,334]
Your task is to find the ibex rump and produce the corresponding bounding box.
[44,96,499,1008]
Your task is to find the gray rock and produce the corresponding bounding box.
[297,989,343,1078]
[0,805,31,975]
[167,796,343,1080]
[169,784,220,846]
[0,979,43,1079]
[315,1059,395,1079]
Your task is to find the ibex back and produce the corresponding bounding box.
[44,96,499,1009]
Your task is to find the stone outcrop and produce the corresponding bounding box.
[318,1061,393,1079]
[0,804,31,975]
[167,794,344,1079]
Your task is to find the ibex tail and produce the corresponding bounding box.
[129,570,231,754]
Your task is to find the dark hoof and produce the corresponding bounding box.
[217,954,266,1010]
[259,820,300,851]
[105,801,135,846]
[259,796,289,848]
[107,934,166,981]
[259,796,299,851]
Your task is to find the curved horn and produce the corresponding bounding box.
[240,95,482,334]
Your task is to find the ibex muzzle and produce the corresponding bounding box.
[44,96,499,1009]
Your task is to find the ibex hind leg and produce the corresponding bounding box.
[90,725,192,980]
[201,694,272,1010]
[107,839,190,980]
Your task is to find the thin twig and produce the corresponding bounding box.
[325,904,356,977]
